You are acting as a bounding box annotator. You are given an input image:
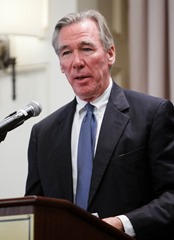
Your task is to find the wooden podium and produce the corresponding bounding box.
[0,196,134,240]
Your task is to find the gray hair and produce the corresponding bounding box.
[52,9,114,55]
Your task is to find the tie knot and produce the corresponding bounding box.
[85,103,94,112]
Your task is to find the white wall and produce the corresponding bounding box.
[0,0,78,199]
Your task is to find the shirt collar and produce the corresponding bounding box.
[76,78,113,113]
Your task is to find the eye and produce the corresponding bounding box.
[82,48,93,52]
[81,47,94,56]
[62,50,71,56]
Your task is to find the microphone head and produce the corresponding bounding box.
[28,101,42,116]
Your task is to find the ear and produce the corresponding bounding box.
[108,45,116,66]
[60,63,64,73]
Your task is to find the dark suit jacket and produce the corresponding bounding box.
[25,82,174,240]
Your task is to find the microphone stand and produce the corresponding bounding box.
[9,57,16,100]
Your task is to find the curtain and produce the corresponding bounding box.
[128,0,174,103]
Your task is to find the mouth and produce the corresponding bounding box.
[75,76,91,81]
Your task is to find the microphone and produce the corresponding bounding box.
[0,101,42,135]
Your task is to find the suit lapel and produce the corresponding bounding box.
[48,99,76,201]
[88,83,130,206]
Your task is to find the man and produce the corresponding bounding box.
[25,9,174,240]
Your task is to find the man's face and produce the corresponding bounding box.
[57,19,115,102]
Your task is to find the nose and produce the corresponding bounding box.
[72,52,84,69]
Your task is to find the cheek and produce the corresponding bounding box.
[93,52,110,68]
[60,62,72,77]
[92,58,109,76]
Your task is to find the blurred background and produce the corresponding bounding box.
[0,0,173,198]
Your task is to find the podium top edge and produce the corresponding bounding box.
[0,195,73,208]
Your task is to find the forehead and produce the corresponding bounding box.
[58,19,100,46]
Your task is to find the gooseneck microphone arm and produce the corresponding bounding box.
[0,101,42,142]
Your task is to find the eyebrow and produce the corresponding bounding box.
[57,45,69,55]
[80,41,96,48]
[58,41,96,54]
